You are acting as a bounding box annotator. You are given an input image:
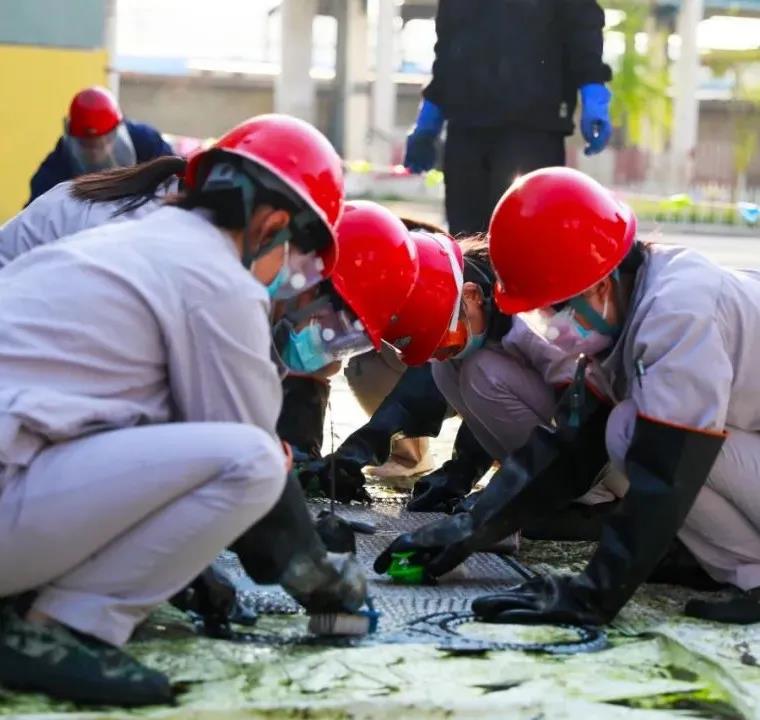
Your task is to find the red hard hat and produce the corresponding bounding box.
[331,202,419,349]
[68,87,123,138]
[385,230,464,366]
[184,114,344,267]
[489,167,636,315]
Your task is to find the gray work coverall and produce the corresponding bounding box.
[0,179,172,269]
[0,206,286,645]
[434,245,760,590]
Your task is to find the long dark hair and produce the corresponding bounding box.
[70,156,187,214]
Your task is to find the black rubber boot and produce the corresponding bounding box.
[277,376,330,459]
[684,587,760,624]
[0,605,173,706]
[648,538,726,591]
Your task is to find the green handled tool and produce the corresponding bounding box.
[387,551,425,585]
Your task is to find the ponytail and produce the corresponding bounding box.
[69,156,187,214]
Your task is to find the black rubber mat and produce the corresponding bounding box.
[213,503,607,654]
[335,501,529,630]
[219,501,530,630]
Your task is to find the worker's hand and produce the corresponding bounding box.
[580,83,612,156]
[407,469,478,513]
[404,132,437,174]
[284,552,368,614]
[314,455,372,503]
[406,472,457,512]
[373,512,475,579]
[403,99,444,173]
[471,574,604,626]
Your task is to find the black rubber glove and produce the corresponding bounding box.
[312,364,449,502]
[407,423,493,512]
[376,361,610,578]
[231,472,367,614]
[374,510,475,579]
[315,454,373,503]
[315,510,376,554]
[473,416,725,625]
[473,575,604,625]
[170,564,238,637]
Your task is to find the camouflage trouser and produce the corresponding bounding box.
[0,423,286,646]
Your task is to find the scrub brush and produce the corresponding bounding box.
[308,597,380,637]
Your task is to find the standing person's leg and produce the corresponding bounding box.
[0,422,286,645]
[487,128,567,216]
[443,125,494,235]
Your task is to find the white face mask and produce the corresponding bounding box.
[542,300,614,356]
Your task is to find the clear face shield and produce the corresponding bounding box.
[64,121,137,174]
[272,285,374,376]
[433,277,492,362]
[522,298,615,357]
[262,241,330,302]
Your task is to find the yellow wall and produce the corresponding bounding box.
[0,45,108,221]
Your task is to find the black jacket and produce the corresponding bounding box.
[424,0,611,133]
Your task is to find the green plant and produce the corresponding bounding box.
[604,0,671,148]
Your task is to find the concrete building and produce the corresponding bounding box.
[0,0,115,219]
[3,0,760,221]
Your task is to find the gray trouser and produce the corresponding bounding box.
[431,347,556,460]
[0,422,286,645]
[433,347,760,590]
[432,348,628,503]
[345,347,430,466]
[607,400,760,591]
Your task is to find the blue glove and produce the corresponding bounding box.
[580,83,612,156]
[404,100,444,173]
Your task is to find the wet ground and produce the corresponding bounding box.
[2,221,759,719]
[4,376,760,719]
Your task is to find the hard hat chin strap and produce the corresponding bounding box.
[567,270,622,337]
[202,162,294,268]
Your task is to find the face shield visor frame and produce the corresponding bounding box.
[271,287,374,375]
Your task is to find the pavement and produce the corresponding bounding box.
[2,216,759,719]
